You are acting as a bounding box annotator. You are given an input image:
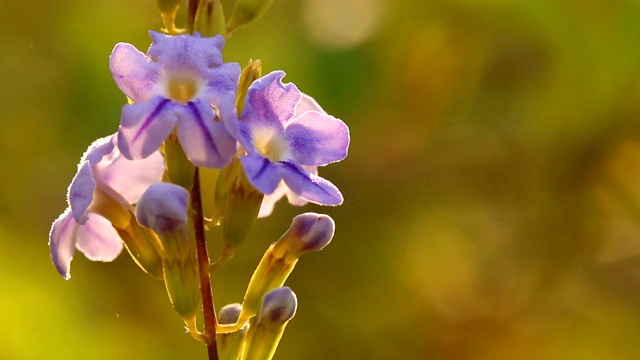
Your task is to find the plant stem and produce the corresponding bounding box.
[191,167,219,360]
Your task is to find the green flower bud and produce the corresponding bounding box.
[217,303,249,360]
[136,183,200,324]
[241,287,297,360]
[226,0,275,34]
[221,161,264,250]
[216,213,333,333]
[236,59,262,114]
[164,131,196,190]
[157,0,183,34]
[115,215,164,280]
[194,0,226,37]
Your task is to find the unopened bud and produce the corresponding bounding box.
[164,131,195,190]
[272,213,335,259]
[217,303,249,360]
[231,214,333,326]
[226,0,275,34]
[157,0,182,34]
[136,183,199,323]
[242,287,297,360]
[195,0,226,37]
[115,213,164,279]
[222,162,264,250]
[236,59,262,114]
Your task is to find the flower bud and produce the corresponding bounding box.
[226,0,275,34]
[217,303,249,360]
[241,287,297,360]
[271,213,335,259]
[164,131,195,191]
[222,163,264,250]
[115,213,164,280]
[195,0,226,37]
[236,60,262,114]
[217,213,333,332]
[157,0,182,34]
[136,183,199,324]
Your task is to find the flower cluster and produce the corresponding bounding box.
[50,31,349,279]
[49,23,349,360]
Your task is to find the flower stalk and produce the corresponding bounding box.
[192,167,220,360]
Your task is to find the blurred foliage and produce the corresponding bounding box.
[3,0,640,359]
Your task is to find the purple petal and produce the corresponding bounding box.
[49,209,78,280]
[205,63,242,99]
[68,161,96,224]
[286,111,350,166]
[176,99,236,168]
[94,146,165,204]
[110,43,159,103]
[278,161,343,205]
[118,96,178,160]
[148,31,226,70]
[242,71,301,128]
[294,93,326,117]
[240,154,281,194]
[75,214,123,262]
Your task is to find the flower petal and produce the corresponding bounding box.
[148,31,226,70]
[118,96,178,160]
[294,93,326,117]
[109,43,159,103]
[243,71,301,128]
[49,209,78,280]
[278,161,343,205]
[94,145,165,204]
[241,154,281,194]
[176,99,236,168]
[68,160,96,224]
[75,214,123,262]
[205,63,242,99]
[286,110,350,166]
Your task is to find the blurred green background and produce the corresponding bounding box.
[3,0,640,358]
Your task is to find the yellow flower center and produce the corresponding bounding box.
[252,126,291,162]
[164,71,201,104]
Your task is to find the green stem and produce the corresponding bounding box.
[191,167,219,360]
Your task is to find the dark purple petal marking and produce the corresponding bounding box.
[187,101,219,157]
[133,98,171,143]
[278,161,333,198]
[253,157,272,181]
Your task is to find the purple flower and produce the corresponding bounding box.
[49,135,165,279]
[235,71,349,207]
[109,31,240,168]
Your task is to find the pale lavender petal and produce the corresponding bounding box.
[94,147,165,204]
[109,43,159,103]
[278,162,343,205]
[67,161,96,224]
[293,93,326,118]
[118,96,178,160]
[286,111,350,166]
[242,71,301,128]
[82,136,115,166]
[258,182,287,218]
[241,154,281,194]
[75,214,123,262]
[49,209,78,280]
[148,31,226,70]
[176,99,236,168]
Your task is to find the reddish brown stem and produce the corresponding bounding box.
[191,167,219,360]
